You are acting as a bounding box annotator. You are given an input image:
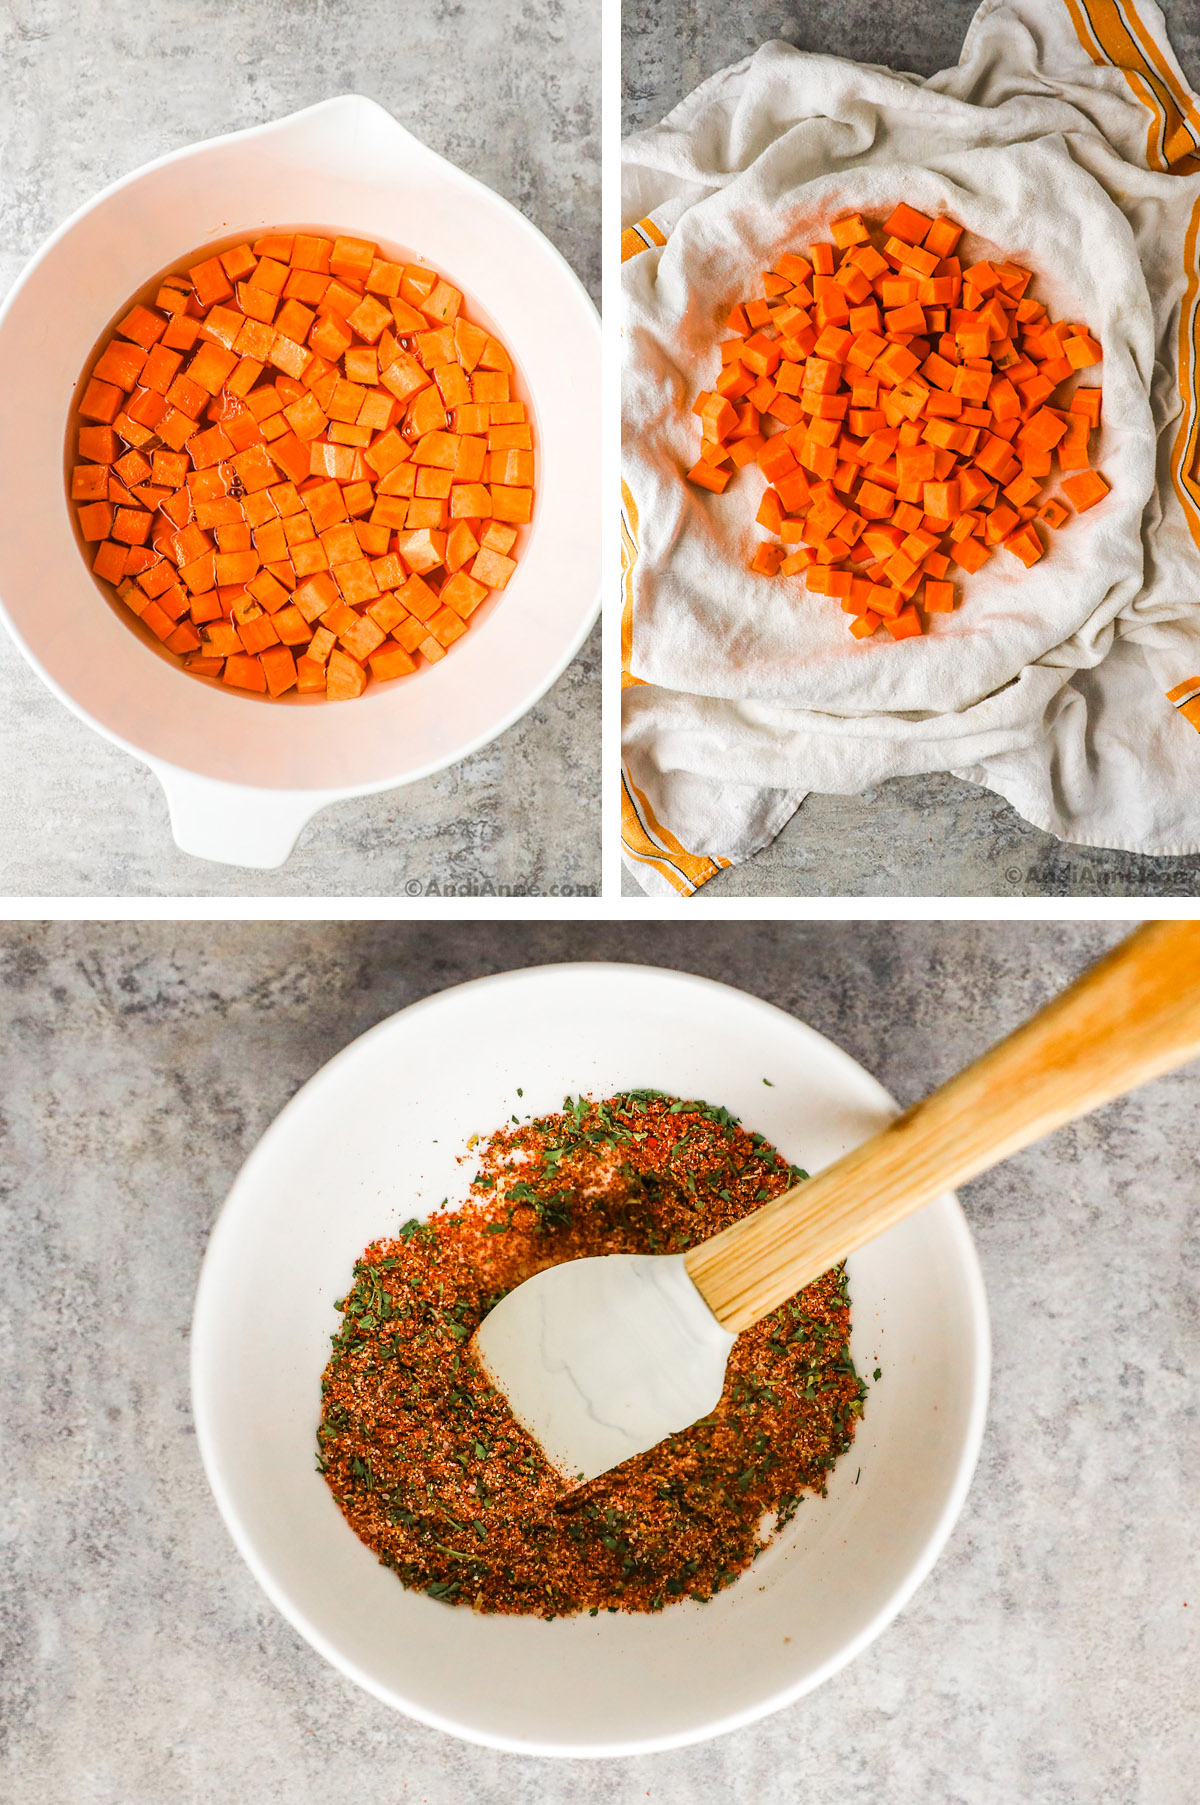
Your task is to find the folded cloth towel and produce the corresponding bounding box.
[621,0,1200,895]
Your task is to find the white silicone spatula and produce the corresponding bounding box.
[473,921,1200,1483]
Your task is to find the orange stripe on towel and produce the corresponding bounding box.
[1066,0,1169,169]
[621,769,730,893]
[621,217,668,263]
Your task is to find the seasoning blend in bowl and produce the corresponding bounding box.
[318,1091,866,1617]
[192,964,989,1754]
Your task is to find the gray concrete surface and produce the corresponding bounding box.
[622,0,1200,898]
[3,920,1197,1803]
[0,0,599,897]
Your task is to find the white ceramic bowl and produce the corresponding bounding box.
[191,964,989,1755]
[0,99,600,866]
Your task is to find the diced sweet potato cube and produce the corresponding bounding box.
[395,528,446,577]
[213,550,261,586]
[94,340,147,390]
[425,604,466,648]
[268,335,311,380]
[335,612,385,662]
[283,393,328,442]
[1003,524,1044,567]
[78,425,118,463]
[488,448,534,487]
[187,341,239,395]
[267,432,311,486]
[112,508,153,546]
[218,649,267,691]
[236,611,280,656]
[116,304,167,349]
[92,540,128,583]
[361,428,409,479]
[952,535,990,573]
[138,598,177,639]
[439,571,488,619]
[248,570,291,614]
[480,521,519,556]
[347,293,393,343]
[368,642,416,681]
[923,579,956,613]
[326,647,367,699]
[446,522,481,571]
[329,236,376,282]
[489,484,534,525]
[885,604,923,639]
[449,482,492,518]
[72,464,110,502]
[333,560,380,606]
[408,388,450,440]
[259,644,298,696]
[1061,469,1110,512]
[77,501,114,541]
[292,571,341,623]
[79,378,123,423]
[268,603,310,647]
[304,480,349,531]
[470,546,517,590]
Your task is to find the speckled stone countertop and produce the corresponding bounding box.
[621,0,1200,899]
[0,0,599,898]
[2,921,1196,1802]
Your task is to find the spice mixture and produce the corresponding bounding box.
[317,1090,867,1617]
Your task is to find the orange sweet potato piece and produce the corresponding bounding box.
[687,459,731,493]
[885,604,923,639]
[330,237,376,283]
[951,535,990,573]
[1069,388,1102,427]
[77,501,114,542]
[222,652,268,692]
[488,485,533,525]
[368,642,417,681]
[326,647,367,699]
[1061,470,1110,512]
[258,644,298,696]
[92,541,127,583]
[79,377,123,423]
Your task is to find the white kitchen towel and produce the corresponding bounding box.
[621,0,1200,895]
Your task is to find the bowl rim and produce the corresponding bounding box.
[190,962,992,1757]
[0,95,601,802]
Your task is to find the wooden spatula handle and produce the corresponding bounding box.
[685,921,1200,1333]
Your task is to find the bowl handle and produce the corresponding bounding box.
[149,763,325,868]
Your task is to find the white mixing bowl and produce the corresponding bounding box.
[191,964,990,1755]
[0,99,600,866]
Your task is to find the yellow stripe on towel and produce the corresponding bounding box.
[620,217,668,262]
[621,769,731,893]
[620,476,639,676]
[1067,0,1200,742]
[1066,0,1170,168]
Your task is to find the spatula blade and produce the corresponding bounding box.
[471,1252,735,1483]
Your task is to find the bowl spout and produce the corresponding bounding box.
[151,763,329,867]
